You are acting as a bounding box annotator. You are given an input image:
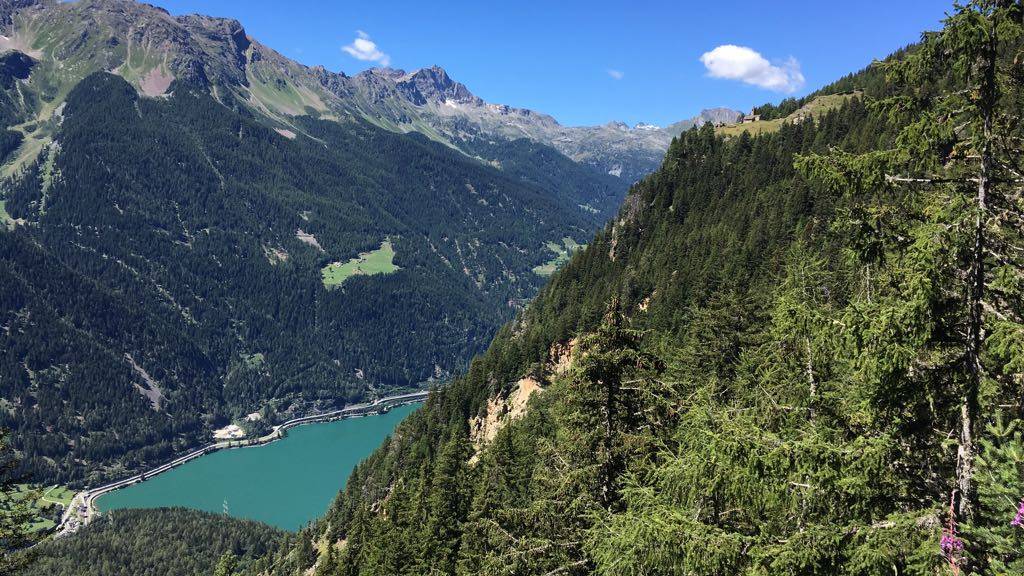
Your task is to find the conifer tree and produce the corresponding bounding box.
[420,424,471,574]
[764,239,840,421]
[213,553,239,576]
[798,0,1024,529]
[0,433,34,575]
[972,415,1024,572]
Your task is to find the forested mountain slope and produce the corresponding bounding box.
[253,4,1024,575]
[258,95,889,576]
[0,0,655,486]
[22,508,284,576]
[0,64,617,485]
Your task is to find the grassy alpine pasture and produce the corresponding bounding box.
[532,237,584,276]
[39,485,74,507]
[716,91,862,138]
[321,239,399,288]
[241,352,266,369]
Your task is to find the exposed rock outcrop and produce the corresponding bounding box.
[467,338,578,463]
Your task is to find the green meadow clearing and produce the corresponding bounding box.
[322,239,399,288]
[533,237,584,276]
[716,92,862,138]
[242,352,266,369]
[2,484,74,532]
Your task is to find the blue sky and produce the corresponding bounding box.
[151,0,951,127]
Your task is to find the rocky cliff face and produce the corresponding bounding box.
[394,65,480,105]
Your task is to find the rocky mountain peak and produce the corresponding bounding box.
[176,12,251,80]
[664,107,744,137]
[633,122,661,131]
[0,0,742,188]
[396,65,479,106]
[699,107,745,123]
[0,0,46,23]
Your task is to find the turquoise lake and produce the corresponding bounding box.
[97,403,419,531]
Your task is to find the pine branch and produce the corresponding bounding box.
[982,300,1009,322]
[885,174,975,185]
[541,559,588,576]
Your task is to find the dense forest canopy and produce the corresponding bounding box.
[20,508,284,576]
[237,2,1024,575]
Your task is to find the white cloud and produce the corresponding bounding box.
[342,30,390,67]
[699,45,804,93]
[607,69,624,80]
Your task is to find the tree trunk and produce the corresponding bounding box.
[805,337,817,421]
[600,374,617,511]
[957,17,997,523]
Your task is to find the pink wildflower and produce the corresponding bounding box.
[942,491,962,576]
[940,532,964,555]
[1012,498,1024,528]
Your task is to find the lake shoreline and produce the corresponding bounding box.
[56,391,429,537]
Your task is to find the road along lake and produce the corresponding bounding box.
[97,403,420,530]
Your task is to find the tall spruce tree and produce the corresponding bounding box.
[798,0,1024,568]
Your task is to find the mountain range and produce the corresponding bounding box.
[0,0,740,185]
[0,0,742,485]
